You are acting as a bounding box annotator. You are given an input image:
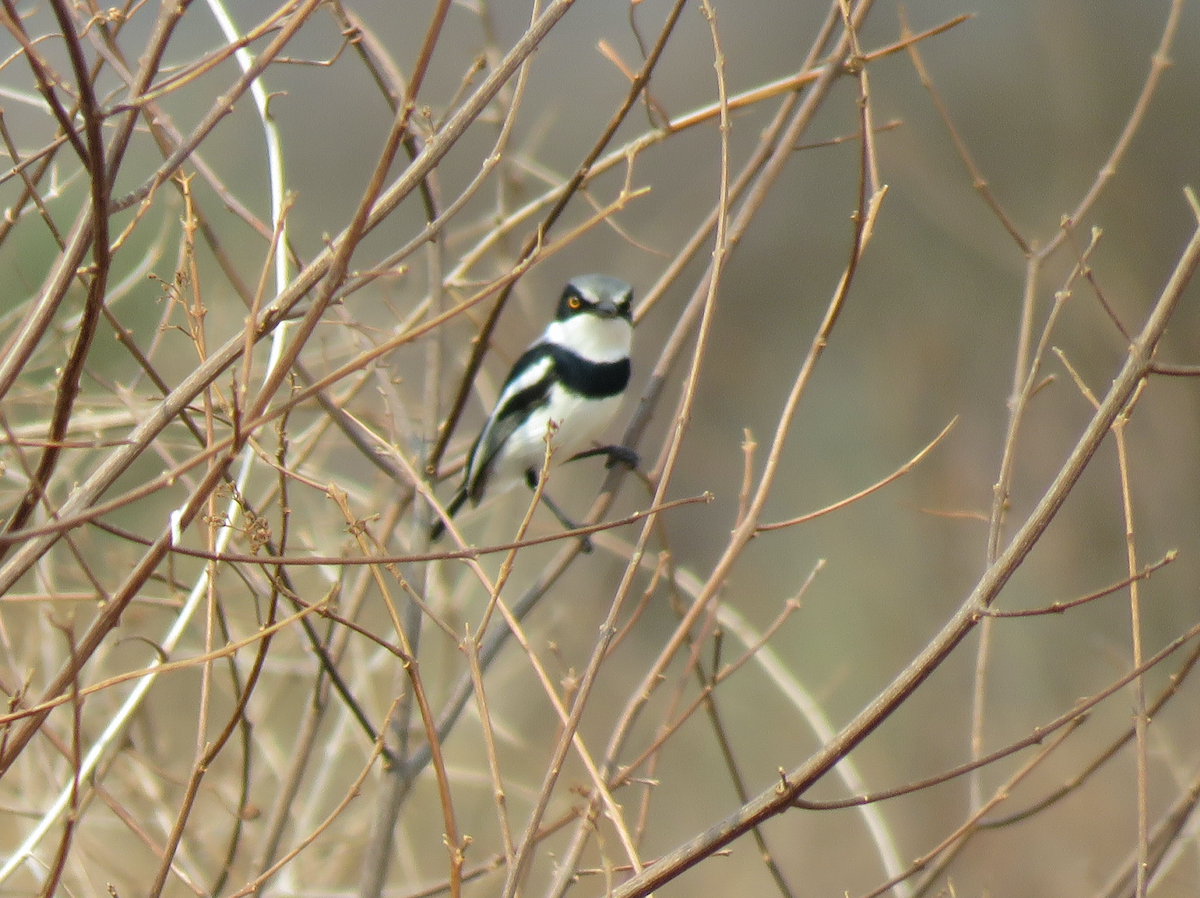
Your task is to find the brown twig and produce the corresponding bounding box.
[609,195,1200,898]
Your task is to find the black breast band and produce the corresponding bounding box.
[546,344,630,398]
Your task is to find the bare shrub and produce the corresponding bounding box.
[0,2,1197,897]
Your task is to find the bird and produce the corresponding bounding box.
[429,274,636,546]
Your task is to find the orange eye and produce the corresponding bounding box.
[568,295,582,310]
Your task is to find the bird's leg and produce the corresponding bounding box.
[524,469,594,553]
[565,444,639,470]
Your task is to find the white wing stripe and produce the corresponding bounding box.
[494,355,554,412]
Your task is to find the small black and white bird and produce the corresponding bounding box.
[429,274,635,544]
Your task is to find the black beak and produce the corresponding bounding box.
[593,299,620,318]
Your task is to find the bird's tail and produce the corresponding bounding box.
[429,488,469,543]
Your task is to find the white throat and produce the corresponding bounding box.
[544,315,631,363]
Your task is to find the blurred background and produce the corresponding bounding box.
[0,1,1198,896]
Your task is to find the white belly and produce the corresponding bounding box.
[488,389,622,494]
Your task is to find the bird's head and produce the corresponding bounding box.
[556,274,634,323]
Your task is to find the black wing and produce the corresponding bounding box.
[465,346,557,503]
